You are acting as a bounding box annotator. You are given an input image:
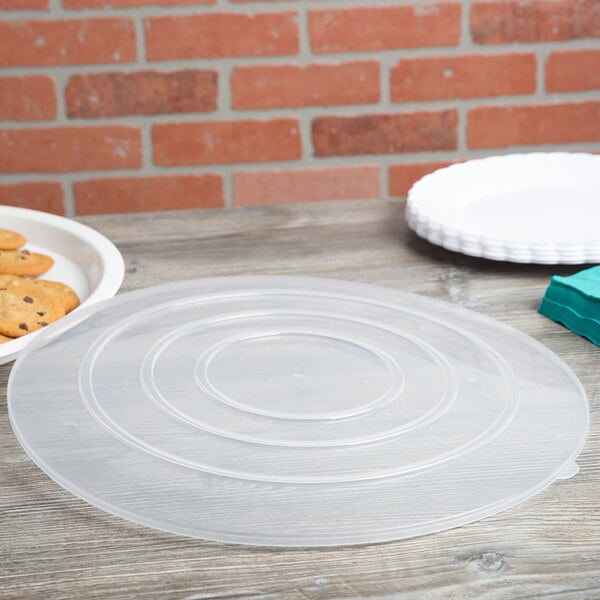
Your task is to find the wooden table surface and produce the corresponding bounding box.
[1,199,599,599]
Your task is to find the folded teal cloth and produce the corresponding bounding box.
[539,265,600,346]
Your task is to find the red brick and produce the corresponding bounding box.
[312,111,457,157]
[391,53,535,102]
[145,12,298,61]
[153,119,302,166]
[468,101,600,149]
[65,0,214,7]
[0,126,141,173]
[66,70,217,119]
[389,162,454,197]
[0,182,64,215]
[233,166,380,206]
[0,0,48,8]
[0,76,56,121]
[546,49,600,92]
[232,61,379,110]
[471,0,600,44]
[0,18,136,68]
[309,4,460,54]
[74,175,223,216]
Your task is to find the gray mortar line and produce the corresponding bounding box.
[222,165,233,209]
[135,12,147,65]
[62,175,76,218]
[536,46,553,98]
[0,0,467,20]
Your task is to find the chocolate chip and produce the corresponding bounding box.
[22,250,30,255]
[23,296,33,304]
[19,323,29,331]
[37,311,46,316]
[37,321,48,327]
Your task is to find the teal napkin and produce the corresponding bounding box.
[539,265,600,346]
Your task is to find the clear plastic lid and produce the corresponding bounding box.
[8,277,589,546]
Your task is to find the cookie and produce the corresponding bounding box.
[0,274,80,313]
[0,249,54,277]
[0,284,65,338]
[0,229,26,251]
[0,334,13,344]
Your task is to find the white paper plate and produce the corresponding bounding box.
[406,153,600,264]
[0,206,124,364]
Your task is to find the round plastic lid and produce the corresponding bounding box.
[8,277,589,546]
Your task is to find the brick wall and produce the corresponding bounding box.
[1,0,599,216]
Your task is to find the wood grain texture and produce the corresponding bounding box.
[1,199,599,599]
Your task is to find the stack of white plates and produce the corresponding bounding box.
[406,153,600,264]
